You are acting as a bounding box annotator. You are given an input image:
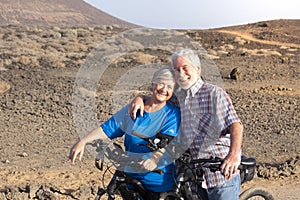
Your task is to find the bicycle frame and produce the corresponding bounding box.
[158,150,258,200]
[95,169,160,200]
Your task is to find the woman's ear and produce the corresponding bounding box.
[150,83,155,91]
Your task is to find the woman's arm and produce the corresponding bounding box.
[69,126,108,164]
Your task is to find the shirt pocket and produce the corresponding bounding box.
[194,112,213,134]
[196,112,225,139]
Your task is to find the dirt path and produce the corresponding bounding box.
[218,30,300,48]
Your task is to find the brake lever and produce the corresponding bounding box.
[132,131,159,151]
[137,142,158,151]
[95,158,104,171]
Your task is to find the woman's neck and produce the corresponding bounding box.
[144,98,166,112]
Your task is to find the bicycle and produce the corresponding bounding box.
[94,130,172,200]
[94,132,274,200]
[159,150,275,200]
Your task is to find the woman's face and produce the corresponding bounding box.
[152,81,174,103]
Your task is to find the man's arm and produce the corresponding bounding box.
[221,122,243,179]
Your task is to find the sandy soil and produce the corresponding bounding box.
[0,20,299,199]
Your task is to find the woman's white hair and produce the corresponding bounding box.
[171,49,201,69]
[151,66,175,85]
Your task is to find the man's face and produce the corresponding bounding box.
[173,56,199,90]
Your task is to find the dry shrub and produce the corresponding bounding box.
[40,30,62,39]
[237,48,282,57]
[0,81,11,94]
[61,41,85,52]
[19,55,31,65]
[31,57,40,67]
[60,29,78,38]
[3,59,12,67]
[39,54,65,68]
[132,52,155,64]
[66,52,86,60]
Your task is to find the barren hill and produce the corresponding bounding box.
[0,19,299,199]
[0,0,137,27]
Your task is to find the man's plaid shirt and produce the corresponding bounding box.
[174,78,241,188]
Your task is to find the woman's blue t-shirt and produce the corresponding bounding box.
[101,102,181,192]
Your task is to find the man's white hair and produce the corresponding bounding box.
[171,49,201,69]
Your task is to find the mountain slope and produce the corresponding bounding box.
[0,0,138,27]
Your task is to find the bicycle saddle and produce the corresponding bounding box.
[241,156,256,166]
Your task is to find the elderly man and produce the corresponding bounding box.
[130,49,243,200]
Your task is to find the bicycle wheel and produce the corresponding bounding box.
[159,192,182,200]
[239,186,275,200]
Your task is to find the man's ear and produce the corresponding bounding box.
[197,66,201,77]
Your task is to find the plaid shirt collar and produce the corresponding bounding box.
[175,78,204,100]
[189,78,204,97]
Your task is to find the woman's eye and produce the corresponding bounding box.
[167,86,174,90]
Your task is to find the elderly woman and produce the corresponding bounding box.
[69,66,181,198]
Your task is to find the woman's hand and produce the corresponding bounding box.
[140,157,158,171]
[140,151,163,171]
[69,140,86,164]
[69,127,109,164]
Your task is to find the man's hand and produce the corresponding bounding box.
[221,153,241,180]
[128,96,145,120]
[221,122,243,179]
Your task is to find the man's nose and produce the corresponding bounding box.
[179,68,185,76]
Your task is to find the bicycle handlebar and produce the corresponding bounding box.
[177,151,256,173]
[95,141,164,174]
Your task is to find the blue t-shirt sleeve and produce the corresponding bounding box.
[101,105,129,139]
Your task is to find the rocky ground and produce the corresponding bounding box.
[0,19,299,199]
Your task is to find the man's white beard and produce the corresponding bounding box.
[178,82,191,90]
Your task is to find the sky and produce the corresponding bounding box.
[83,0,300,29]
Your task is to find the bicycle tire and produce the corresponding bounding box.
[159,190,200,200]
[118,184,137,200]
[239,186,275,200]
[159,192,182,200]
